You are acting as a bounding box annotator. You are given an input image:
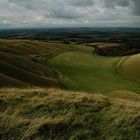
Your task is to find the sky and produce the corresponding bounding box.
[0,0,140,28]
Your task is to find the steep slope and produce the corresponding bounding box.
[0,73,30,87]
[0,39,73,87]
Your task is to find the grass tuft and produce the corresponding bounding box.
[0,88,139,140]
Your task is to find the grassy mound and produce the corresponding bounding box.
[0,88,139,140]
[0,39,73,88]
[119,54,140,81]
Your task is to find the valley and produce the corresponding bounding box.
[0,36,139,140]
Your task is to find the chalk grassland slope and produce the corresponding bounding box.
[118,54,140,82]
[48,46,140,93]
[0,88,139,140]
[0,39,73,87]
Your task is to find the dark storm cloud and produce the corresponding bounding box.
[132,0,140,16]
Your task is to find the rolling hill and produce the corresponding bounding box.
[0,39,140,140]
[48,45,140,93]
[118,54,140,82]
[0,39,139,93]
[0,39,73,88]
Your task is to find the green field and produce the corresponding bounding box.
[48,45,140,93]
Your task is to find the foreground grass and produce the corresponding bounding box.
[0,88,140,140]
[48,47,140,93]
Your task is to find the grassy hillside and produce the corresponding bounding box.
[1,39,139,93]
[48,46,140,93]
[118,54,140,82]
[0,39,73,88]
[0,88,139,140]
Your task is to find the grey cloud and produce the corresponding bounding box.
[104,0,140,16]
[104,0,130,8]
[8,0,140,17]
[8,0,85,19]
[67,0,94,6]
[49,8,84,19]
[132,0,140,16]
[8,0,40,10]
[45,5,84,19]
[0,0,139,28]
[118,0,130,7]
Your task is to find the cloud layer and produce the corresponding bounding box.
[0,0,140,28]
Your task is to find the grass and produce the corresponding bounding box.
[1,39,139,93]
[0,39,73,88]
[118,54,140,82]
[48,45,140,93]
[0,73,30,87]
[0,88,139,140]
[0,40,140,139]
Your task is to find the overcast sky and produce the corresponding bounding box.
[0,0,140,28]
